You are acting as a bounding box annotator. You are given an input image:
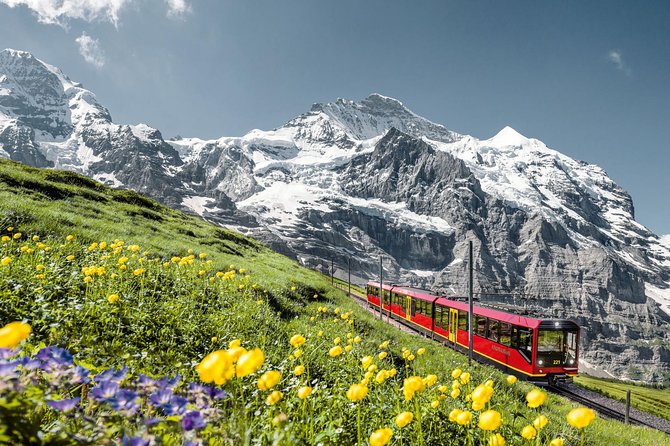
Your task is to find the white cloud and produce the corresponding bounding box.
[607,49,631,76]
[166,0,190,19]
[0,0,191,26]
[75,32,105,68]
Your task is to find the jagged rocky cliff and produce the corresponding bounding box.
[1,49,669,383]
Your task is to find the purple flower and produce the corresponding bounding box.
[122,436,151,446]
[181,410,206,431]
[187,382,227,400]
[110,388,139,415]
[156,374,180,390]
[21,358,41,370]
[90,381,120,402]
[149,388,173,406]
[152,393,188,416]
[66,365,91,385]
[0,348,18,360]
[35,346,73,371]
[95,366,128,384]
[0,361,18,378]
[47,397,80,412]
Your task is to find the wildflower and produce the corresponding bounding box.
[289,334,306,348]
[456,411,473,425]
[521,425,537,440]
[369,428,393,446]
[211,336,218,343]
[133,268,145,276]
[533,414,549,429]
[460,372,471,384]
[417,347,426,356]
[1,236,9,242]
[344,345,352,353]
[549,438,564,446]
[6,227,12,231]
[36,264,44,271]
[66,235,74,241]
[472,399,486,411]
[182,410,206,431]
[478,410,502,431]
[107,294,120,304]
[199,253,207,259]
[378,351,388,360]
[506,375,517,385]
[266,390,283,405]
[329,345,343,357]
[395,411,414,428]
[236,348,265,377]
[361,356,374,369]
[403,376,425,400]
[379,340,389,349]
[84,276,93,284]
[346,383,368,402]
[66,255,75,261]
[47,397,80,412]
[333,336,341,345]
[317,330,323,337]
[451,388,461,399]
[430,400,440,409]
[257,370,282,390]
[452,368,462,379]
[13,232,21,239]
[472,384,494,404]
[526,389,547,408]
[0,321,32,349]
[297,386,312,399]
[566,407,596,429]
[0,256,11,266]
[196,350,233,385]
[424,374,437,387]
[375,370,388,384]
[489,433,506,446]
[353,335,361,343]
[293,365,305,376]
[449,408,462,422]
[293,349,303,358]
[229,339,241,348]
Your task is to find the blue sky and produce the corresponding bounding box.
[1,0,669,236]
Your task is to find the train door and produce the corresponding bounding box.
[449,309,458,342]
[405,296,412,321]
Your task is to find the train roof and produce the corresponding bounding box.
[367,281,578,330]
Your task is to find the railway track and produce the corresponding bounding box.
[336,283,670,435]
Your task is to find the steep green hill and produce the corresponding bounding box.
[0,158,667,445]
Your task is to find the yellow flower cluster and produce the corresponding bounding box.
[196,342,265,386]
[0,321,32,349]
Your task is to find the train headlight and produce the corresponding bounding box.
[569,359,574,365]
[538,359,543,365]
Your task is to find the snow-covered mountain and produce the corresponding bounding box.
[2,49,670,383]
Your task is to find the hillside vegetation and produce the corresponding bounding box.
[0,158,668,445]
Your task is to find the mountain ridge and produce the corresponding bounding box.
[1,48,669,383]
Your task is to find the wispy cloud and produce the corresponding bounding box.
[607,49,631,76]
[75,32,105,68]
[0,0,191,26]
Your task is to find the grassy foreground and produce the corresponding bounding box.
[574,375,670,422]
[0,158,669,445]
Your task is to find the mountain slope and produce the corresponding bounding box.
[1,49,669,383]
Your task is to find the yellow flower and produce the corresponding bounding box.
[293,348,303,358]
[526,389,547,408]
[211,336,218,343]
[196,350,233,385]
[375,370,388,384]
[456,411,473,425]
[449,408,462,422]
[460,372,471,384]
[472,399,486,411]
[293,365,305,376]
[344,345,352,353]
[1,256,11,266]
[472,384,494,404]
[533,414,548,430]
[369,428,393,446]
[353,335,361,343]
[333,336,341,345]
[328,345,343,357]
[1,236,9,242]
[452,368,462,379]
[378,351,388,360]
[257,370,282,390]
[266,390,283,405]
[229,339,241,348]
[0,321,32,349]
[66,255,75,261]
[107,294,120,303]
[291,286,296,291]
[297,386,312,399]
[430,400,440,409]
[133,268,145,276]
[236,348,265,377]
[403,376,425,400]
[346,383,368,402]
[452,380,460,389]
[66,235,74,241]
[506,375,517,385]
[317,330,323,337]
[199,253,207,259]
[417,347,426,356]
[361,356,374,369]
[521,425,537,440]
[451,388,461,399]
[379,340,389,349]
[566,407,596,429]
[478,410,502,431]
[488,433,506,446]
[83,276,93,284]
[228,346,247,362]
[31,235,39,241]
[424,374,437,387]
[13,233,21,239]
[395,411,414,428]
[549,438,564,446]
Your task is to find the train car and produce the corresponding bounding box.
[365,282,579,384]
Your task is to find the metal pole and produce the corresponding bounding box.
[625,390,631,424]
[468,240,474,365]
[379,256,383,319]
[348,256,351,296]
[331,258,334,286]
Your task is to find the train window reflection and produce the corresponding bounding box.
[537,328,578,366]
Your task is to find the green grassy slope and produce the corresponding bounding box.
[0,158,668,445]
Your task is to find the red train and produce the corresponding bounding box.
[366,282,579,384]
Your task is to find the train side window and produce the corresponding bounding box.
[475,315,487,337]
[458,310,468,331]
[513,327,533,362]
[488,319,500,342]
[499,323,512,346]
[434,305,442,328]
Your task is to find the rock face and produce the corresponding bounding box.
[1,49,670,383]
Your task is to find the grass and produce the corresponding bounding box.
[574,375,670,422]
[0,157,669,445]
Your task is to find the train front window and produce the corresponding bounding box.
[536,328,578,367]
